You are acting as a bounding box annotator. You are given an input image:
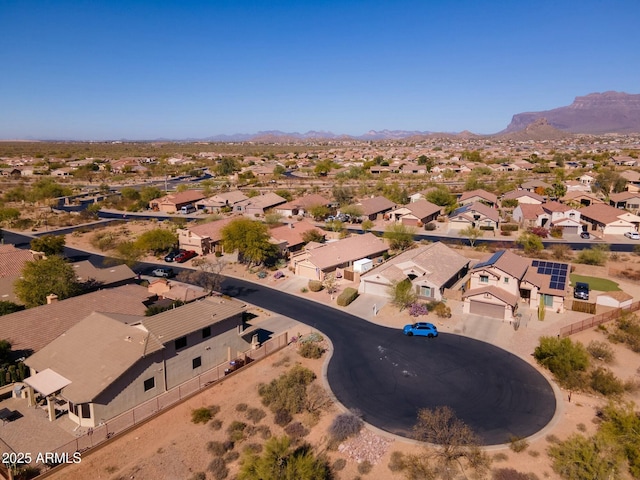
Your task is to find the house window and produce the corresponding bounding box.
[175,336,187,350]
[202,326,211,339]
[81,403,91,419]
[420,286,432,297]
[504,277,509,284]
[144,377,155,392]
[192,357,202,369]
[480,275,489,284]
[542,294,553,307]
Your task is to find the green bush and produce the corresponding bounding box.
[308,280,323,292]
[500,223,520,232]
[433,302,452,318]
[246,407,266,424]
[298,342,325,359]
[336,287,359,307]
[258,365,316,415]
[191,407,213,424]
[533,336,589,387]
[509,435,529,453]
[589,367,625,396]
[479,225,494,231]
[575,245,609,266]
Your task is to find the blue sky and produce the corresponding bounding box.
[1,0,639,140]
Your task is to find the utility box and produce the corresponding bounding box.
[353,258,373,273]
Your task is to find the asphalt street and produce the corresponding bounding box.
[219,276,556,445]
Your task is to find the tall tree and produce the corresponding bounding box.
[30,234,66,256]
[14,256,81,307]
[222,218,277,266]
[135,229,177,255]
[384,223,416,251]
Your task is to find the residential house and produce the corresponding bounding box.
[578,174,596,188]
[609,191,640,214]
[71,260,136,290]
[541,201,582,235]
[0,284,153,357]
[236,192,287,216]
[355,196,397,221]
[290,233,388,280]
[579,203,640,236]
[358,243,470,300]
[0,245,44,304]
[195,191,249,213]
[560,191,604,208]
[458,189,498,208]
[462,250,570,320]
[274,194,332,218]
[564,180,592,193]
[149,190,206,213]
[24,296,249,426]
[512,204,545,228]
[177,217,238,255]
[619,170,640,193]
[502,190,544,205]
[387,200,441,226]
[448,202,500,231]
[269,220,323,255]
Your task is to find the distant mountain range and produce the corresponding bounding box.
[200,129,438,142]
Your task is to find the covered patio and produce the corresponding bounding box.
[24,368,71,422]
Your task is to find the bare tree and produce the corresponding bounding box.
[177,256,227,294]
[322,273,338,295]
[412,406,491,480]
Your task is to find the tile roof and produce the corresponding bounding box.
[451,202,500,223]
[142,296,246,344]
[269,220,321,248]
[523,260,570,296]
[276,194,331,210]
[360,242,469,286]
[473,250,529,280]
[462,285,518,307]
[0,245,38,278]
[609,191,640,202]
[185,216,239,242]
[356,196,396,216]
[25,312,163,403]
[306,233,388,270]
[402,199,441,219]
[517,203,545,220]
[243,192,287,209]
[0,284,152,354]
[459,189,498,204]
[542,201,571,213]
[71,260,135,285]
[502,190,545,202]
[152,190,205,205]
[579,203,632,224]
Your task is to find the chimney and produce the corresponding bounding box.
[46,294,58,304]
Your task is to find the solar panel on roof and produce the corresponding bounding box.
[532,260,539,267]
[475,250,505,269]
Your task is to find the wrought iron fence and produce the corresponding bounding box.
[560,301,640,337]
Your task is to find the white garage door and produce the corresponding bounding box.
[469,300,505,319]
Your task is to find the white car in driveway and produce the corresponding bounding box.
[152,268,174,278]
[624,231,640,240]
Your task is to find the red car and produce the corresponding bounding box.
[174,250,197,263]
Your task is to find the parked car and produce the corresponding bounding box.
[164,249,185,262]
[174,250,197,263]
[152,267,174,278]
[580,231,590,239]
[403,322,438,338]
[624,231,640,240]
[573,282,590,301]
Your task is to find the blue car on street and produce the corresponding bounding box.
[403,322,438,338]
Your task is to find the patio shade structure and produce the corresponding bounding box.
[24,368,71,421]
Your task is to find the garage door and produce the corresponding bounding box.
[469,300,505,319]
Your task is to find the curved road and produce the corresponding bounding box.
[4,230,556,445]
[220,277,556,445]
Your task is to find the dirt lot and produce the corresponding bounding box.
[27,220,640,479]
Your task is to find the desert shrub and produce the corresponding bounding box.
[528,226,549,238]
[328,411,363,442]
[545,434,560,444]
[336,287,359,306]
[191,407,213,424]
[304,383,333,414]
[550,226,563,238]
[548,433,619,480]
[284,421,309,441]
[258,365,316,415]
[332,458,347,471]
[208,457,229,480]
[608,314,640,352]
[188,473,206,480]
[222,440,235,451]
[577,423,586,432]
[575,245,609,266]
[274,408,293,426]
[551,244,572,260]
[207,441,229,457]
[479,225,494,231]
[254,425,272,439]
[235,402,248,412]
[500,223,519,232]
[209,419,223,430]
[298,341,325,359]
[90,231,119,251]
[424,222,436,231]
[246,407,266,424]
[227,420,248,442]
[433,302,452,318]
[224,451,240,462]
[509,436,529,453]
[308,280,323,292]
[408,302,429,317]
[586,340,615,363]
[243,443,263,455]
[492,452,509,462]
[589,367,625,396]
[492,468,533,480]
[528,449,540,458]
[300,287,308,293]
[388,451,405,472]
[533,336,589,386]
[357,460,373,474]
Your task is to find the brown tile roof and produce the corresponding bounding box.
[579,203,630,224]
[518,203,545,220]
[462,285,518,307]
[473,250,529,280]
[542,201,570,213]
[502,190,545,202]
[152,190,205,206]
[459,189,498,205]
[0,284,152,354]
[142,296,246,343]
[361,242,469,286]
[609,191,640,202]
[0,245,38,278]
[306,233,388,270]
[71,260,135,285]
[356,196,396,216]
[403,200,441,219]
[25,312,163,403]
[186,216,239,242]
[269,220,321,249]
